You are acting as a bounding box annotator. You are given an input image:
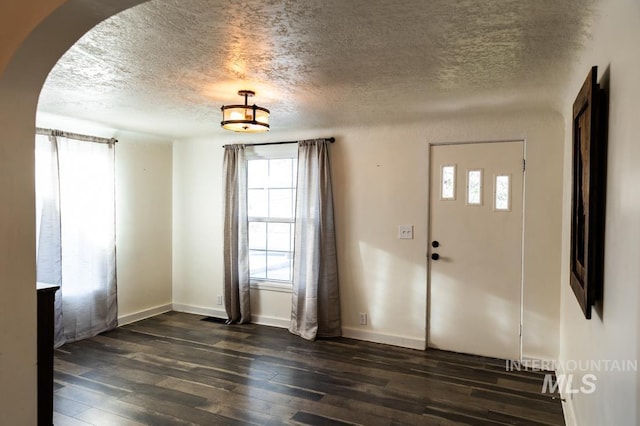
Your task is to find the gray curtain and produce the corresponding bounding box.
[223,144,251,324]
[35,134,118,347]
[290,139,341,340]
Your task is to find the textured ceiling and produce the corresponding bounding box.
[37,0,597,139]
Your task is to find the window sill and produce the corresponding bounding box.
[250,281,293,293]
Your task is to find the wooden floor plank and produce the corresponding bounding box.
[54,312,565,425]
[74,407,147,426]
[53,411,93,426]
[53,395,92,418]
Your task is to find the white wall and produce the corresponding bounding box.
[172,139,224,315]
[172,108,565,358]
[0,1,145,423]
[558,0,640,425]
[170,139,295,325]
[115,138,173,323]
[1,1,607,423]
[0,65,40,426]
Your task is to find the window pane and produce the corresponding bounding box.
[249,250,267,279]
[266,251,292,281]
[269,158,293,188]
[248,160,268,189]
[495,175,511,210]
[269,189,293,218]
[247,156,297,283]
[467,169,482,205]
[267,223,291,251]
[441,165,456,200]
[292,159,298,187]
[248,188,268,217]
[249,222,266,250]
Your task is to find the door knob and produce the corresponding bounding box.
[431,241,440,248]
[431,253,440,260]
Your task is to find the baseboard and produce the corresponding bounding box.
[172,303,227,319]
[172,304,426,350]
[557,366,578,426]
[118,303,172,326]
[341,327,426,350]
[515,357,574,425]
[251,314,290,329]
[561,399,577,426]
[172,303,291,329]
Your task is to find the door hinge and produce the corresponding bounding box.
[522,159,526,172]
[519,324,523,337]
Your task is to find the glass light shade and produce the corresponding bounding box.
[221,105,270,132]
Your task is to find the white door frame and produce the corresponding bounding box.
[425,139,526,360]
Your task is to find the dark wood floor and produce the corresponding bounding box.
[53,312,565,425]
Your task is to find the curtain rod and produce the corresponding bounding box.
[36,127,118,144]
[223,137,335,149]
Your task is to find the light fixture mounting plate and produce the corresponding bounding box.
[237,90,255,98]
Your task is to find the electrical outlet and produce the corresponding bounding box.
[359,312,368,325]
[398,225,413,239]
[217,295,223,305]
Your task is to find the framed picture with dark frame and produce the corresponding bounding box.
[569,66,606,319]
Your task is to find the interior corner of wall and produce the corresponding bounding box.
[555,363,578,426]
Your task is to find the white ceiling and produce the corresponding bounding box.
[37,0,598,140]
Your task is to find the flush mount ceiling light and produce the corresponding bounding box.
[221,90,270,132]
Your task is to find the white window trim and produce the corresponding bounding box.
[246,144,298,290]
[250,280,293,293]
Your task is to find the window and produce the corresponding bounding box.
[35,133,117,345]
[466,169,483,205]
[441,164,456,200]
[494,174,511,211]
[247,154,297,288]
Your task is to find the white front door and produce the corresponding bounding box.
[428,141,524,360]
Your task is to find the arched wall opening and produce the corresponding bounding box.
[0,1,147,422]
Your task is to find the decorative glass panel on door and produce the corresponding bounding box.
[494,174,511,211]
[441,165,456,200]
[467,169,483,205]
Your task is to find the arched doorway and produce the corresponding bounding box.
[0,1,147,422]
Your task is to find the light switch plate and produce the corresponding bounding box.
[398,225,413,239]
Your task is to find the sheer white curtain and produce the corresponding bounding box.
[223,144,251,324]
[35,134,118,347]
[289,139,341,340]
[35,136,64,343]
